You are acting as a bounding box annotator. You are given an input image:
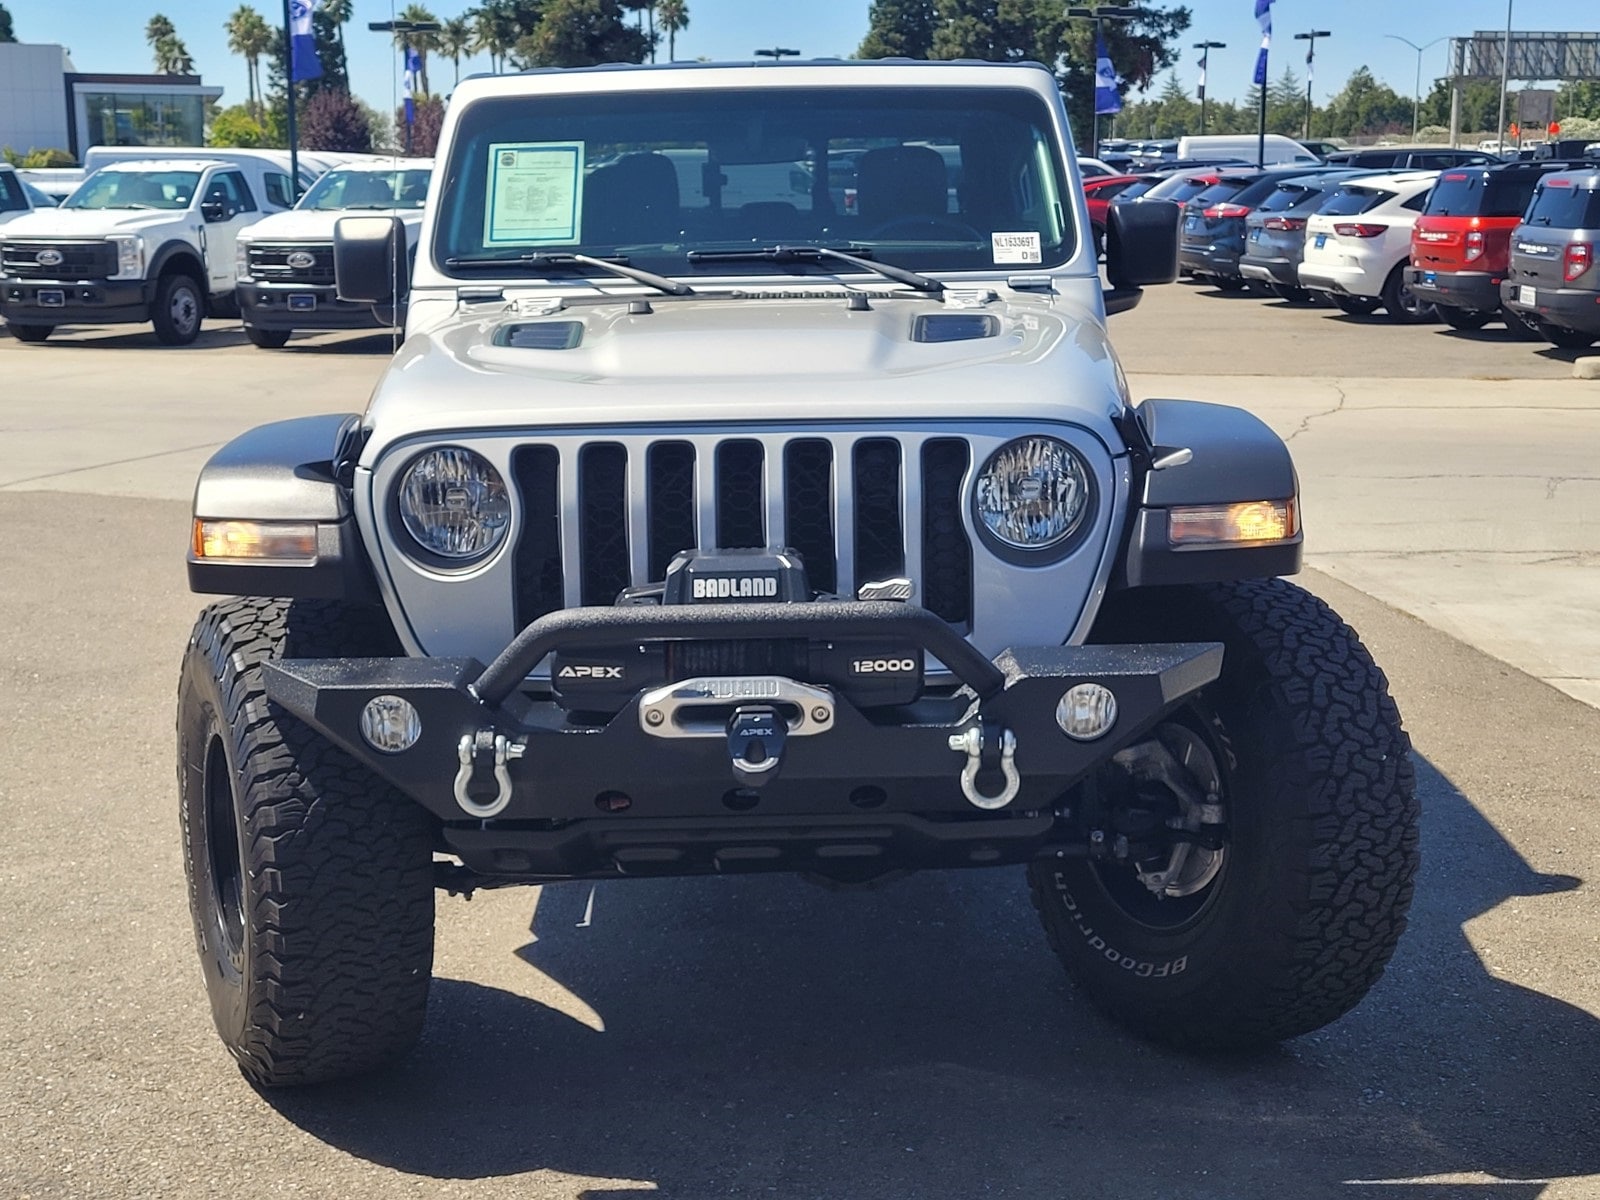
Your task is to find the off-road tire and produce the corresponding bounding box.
[1331,294,1382,317]
[244,324,292,349]
[1380,265,1438,324]
[1438,307,1492,331]
[8,322,54,342]
[152,272,205,345]
[1539,323,1597,351]
[177,597,434,1087]
[1211,276,1249,293]
[1269,283,1312,304]
[1029,577,1418,1050]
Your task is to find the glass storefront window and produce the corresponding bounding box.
[82,91,204,148]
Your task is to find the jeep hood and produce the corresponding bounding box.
[0,207,190,238]
[361,292,1129,458]
[242,207,423,243]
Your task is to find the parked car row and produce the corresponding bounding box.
[1114,156,1600,350]
[0,149,432,348]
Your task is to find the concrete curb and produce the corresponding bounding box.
[1575,356,1600,381]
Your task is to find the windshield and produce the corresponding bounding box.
[1425,171,1540,218]
[435,86,1076,276]
[299,167,433,211]
[1318,186,1389,217]
[0,171,26,212]
[1523,179,1600,228]
[64,169,200,210]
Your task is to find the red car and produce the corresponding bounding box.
[1083,173,1158,255]
[1408,160,1586,333]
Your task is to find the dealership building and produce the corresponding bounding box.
[0,42,223,162]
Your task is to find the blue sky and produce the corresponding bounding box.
[5,0,1592,117]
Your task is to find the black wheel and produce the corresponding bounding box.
[1438,307,1492,331]
[1028,578,1418,1050]
[1502,306,1543,341]
[8,322,54,342]
[1269,283,1312,304]
[1211,276,1248,293]
[177,598,434,1086]
[152,272,205,345]
[1539,323,1597,350]
[1092,223,1105,261]
[1380,265,1438,324]
[1331,294,1382,317]
[244,324,292,349]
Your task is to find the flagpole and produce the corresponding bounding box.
[282,0,299,196]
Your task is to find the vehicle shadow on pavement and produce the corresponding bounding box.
[264,755,1596,1199]
[12,327,248,351]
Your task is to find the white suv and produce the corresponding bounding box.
[1299,170,1440,322]
[0,158,283,344]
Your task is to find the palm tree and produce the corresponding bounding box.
[393,3,439,95]
[322,0,353,57]
[658,0,687,63]
[469,1,517,74]
[145,13,175,48]
[225,5,272,121]
[438,15,472,88]
[154,34,195,75]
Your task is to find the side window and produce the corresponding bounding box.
[264,173,293,209]
[1401,191,1429,213]
[0,171,26,212]
[222,171,257,212]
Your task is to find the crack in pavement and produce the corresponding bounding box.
[1284,381,1348,442]
[0,442,222,489]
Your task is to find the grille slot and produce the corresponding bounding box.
[508,433,973,628]
[246,242,336,284]
[920,439,973,625]
[2,241,116,278]
[715,440,766,548]
[511,445,563,628]
[853,439,905,588]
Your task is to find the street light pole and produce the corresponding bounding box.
[368,19,442,154]
[1194,40,1226,136]
[1067,6,1140,159]
[1496,0,1515,152]
[1385,35,1447,142]
[1293,30,1332,141]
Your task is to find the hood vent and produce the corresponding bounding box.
[498,320,584,350]
[913,314,1000,344]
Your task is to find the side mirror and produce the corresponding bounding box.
[200,200,227,222]
[335,215,409,304]
[1103,199,1181,316]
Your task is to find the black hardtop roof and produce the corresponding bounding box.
[460,58,1056,85]
[1537,168,1600,187]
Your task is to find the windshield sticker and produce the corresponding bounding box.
[485,142,585,246]
[992,231,1042,265]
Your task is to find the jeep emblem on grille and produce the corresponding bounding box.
[35,249,63,267]
[286,251,317,269]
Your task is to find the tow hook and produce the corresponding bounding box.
[948,723,1020,810]
[453,729,525,819]
[727,705,787,787]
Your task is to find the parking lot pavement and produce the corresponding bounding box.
[1120,284,1600,709]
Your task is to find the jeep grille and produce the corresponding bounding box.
[246,242,336,284]
[1,241,115,279]
[509,434,973,628]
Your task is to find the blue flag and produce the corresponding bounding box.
[1253,0,1273,87]
[1094,33,1123,115]
[289,0,321,82]
[404,46,422,125]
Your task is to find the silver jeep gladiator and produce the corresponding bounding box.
[176,60,1418,1087]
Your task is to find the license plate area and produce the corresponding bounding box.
[36,288,65,308]
[1422,270,1437,285]
[287,293,318,312]
[1519,285,1537,307]
[1314,233,1328,250]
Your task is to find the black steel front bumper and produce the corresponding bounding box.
[2,277,153,325]
[238,282,396,332]
[263,602,1223,881]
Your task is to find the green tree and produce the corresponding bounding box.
[225,6,273,121]
[323,0,354,71]
[1321,67,1413,139]
[0,3,16,42]
[208,104,265,147]
[657,0,687,63]
[145,13,175,45]
[396,94,446,154]
[439,15,474,87]
[154,35,196,74]
[1559,80,1600,121]
[468,0,526,73]
[512,0,650,69]
[299,88,373,152]
[394,4,440,94]
[859,0,937,60]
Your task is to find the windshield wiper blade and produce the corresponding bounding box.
[686,245,944,293]
[444,252,694,296]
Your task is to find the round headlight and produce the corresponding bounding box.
[397,448,511,560]
[974,437,1091,551]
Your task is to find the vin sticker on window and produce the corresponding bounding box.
[991,231,1042,265]
[485,142,585,246]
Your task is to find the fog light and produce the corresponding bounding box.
[1056,683,1117,741]
[360,695,421,753]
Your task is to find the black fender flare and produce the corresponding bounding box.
[147,239,208,287]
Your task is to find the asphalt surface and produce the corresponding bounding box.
[2,295,1599,1198]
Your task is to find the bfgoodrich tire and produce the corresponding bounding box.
[177,597,434,1087]
[1028,578,1418,1050]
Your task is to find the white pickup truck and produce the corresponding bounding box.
[0,156,291,344]
[234,158,432,348]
